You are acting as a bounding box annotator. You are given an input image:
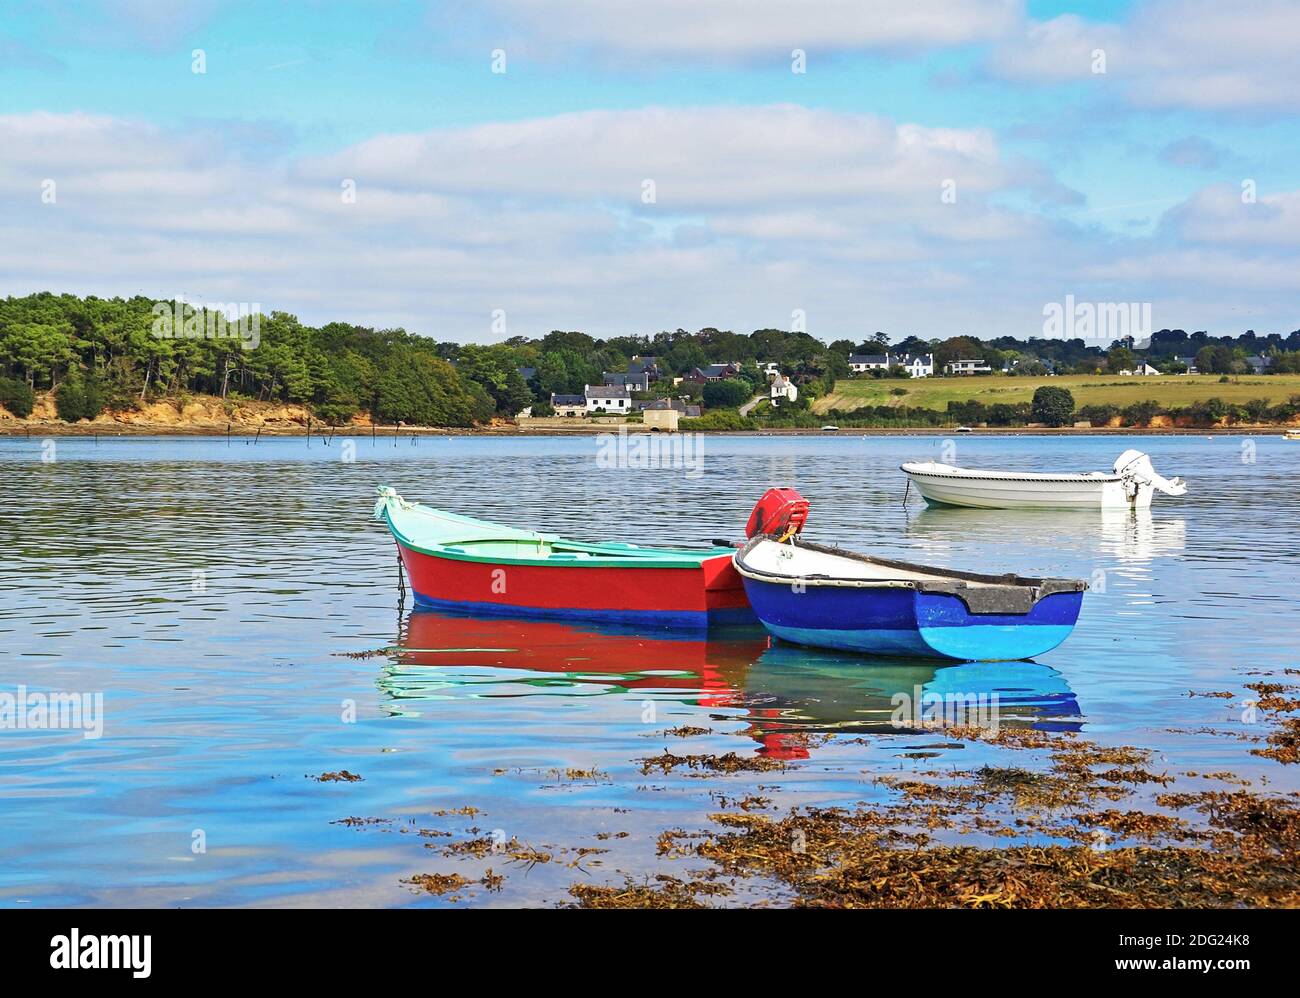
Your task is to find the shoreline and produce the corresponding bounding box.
[1,422,1293,438]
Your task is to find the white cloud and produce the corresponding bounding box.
[441,0,1020,59]
[306,105,1028,208]
[990,1,1300,111]
[0,109,1296,340]
[987,14,1121,82]
[1162,183,1300,247]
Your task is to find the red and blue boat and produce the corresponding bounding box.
[374,486,754,629]
[732,490,1087,661]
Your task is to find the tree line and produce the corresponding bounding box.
[1,292,1298,424]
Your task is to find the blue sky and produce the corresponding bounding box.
[2,1,1297,342]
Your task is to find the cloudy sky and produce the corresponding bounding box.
[2,0,1297,342]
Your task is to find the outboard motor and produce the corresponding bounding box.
[746,487,810,540]
[1113,449,1188,497]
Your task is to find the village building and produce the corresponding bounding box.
[550,393,587,417]
[769,373,799,406]
[602,369,650,392]
[902,353,934,378]
[583,384,630,414]
[633,398,700,417]
[628,356,662,382]
[685,363,739,383]
[848,352,934,378]
[1246,354,1273,375]
[945,358,993,375]
[848,353,891,373]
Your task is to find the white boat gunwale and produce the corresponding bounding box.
[733,536,1086,614]
[899,463,1123,484]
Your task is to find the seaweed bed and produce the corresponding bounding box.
[342,679,1300,908]
[568,686,1300,908]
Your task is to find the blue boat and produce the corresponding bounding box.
[733,536,1086,661]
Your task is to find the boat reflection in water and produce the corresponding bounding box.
[742,645,1080,758]
[907,504,1186,567]
[382,610,1081,760]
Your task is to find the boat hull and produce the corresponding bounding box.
[740,576,1083,660]
[902,465,1143,509]
[396,538,754,629]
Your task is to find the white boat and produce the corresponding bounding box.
[1285,429,1300,441]
[900,449,1187,510]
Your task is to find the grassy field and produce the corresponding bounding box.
[814,374,1300,414]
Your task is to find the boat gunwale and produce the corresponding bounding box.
[382,507,735,571]
[900,462,1124,484]
[733,535,1087,599]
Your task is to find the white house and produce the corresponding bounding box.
[1132,362,1161,376]
[583,384,629,413]
[945,358,992,375]
[848,353,891,373]
[769,373,799,406]
[901,353,934,378]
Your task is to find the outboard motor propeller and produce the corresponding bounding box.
[746,487,810,540]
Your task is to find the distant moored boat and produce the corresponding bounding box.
[900,449,1187,509]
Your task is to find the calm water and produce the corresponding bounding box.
[1,432,1296,907]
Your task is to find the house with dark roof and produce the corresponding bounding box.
[517,366,536,382]
[1172,355,1198,374]
[583,384,629,414]
[628,356,662,382]
[848,353,891,373]
[1246,354,1273,375]
[900,353,934,378]
[685,363,738,382]
[603,369,650,392]
[637,398,701,417]
[550,393,587,417]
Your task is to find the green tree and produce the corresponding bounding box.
[703,379,751,409]
[1031,385,1075,426]
[374,350,477,426]
[1106,346,1136,373]
[55,375,104,421]
[0,376,34,417]
[932,336,983,373]
[1195,344,1234,375]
